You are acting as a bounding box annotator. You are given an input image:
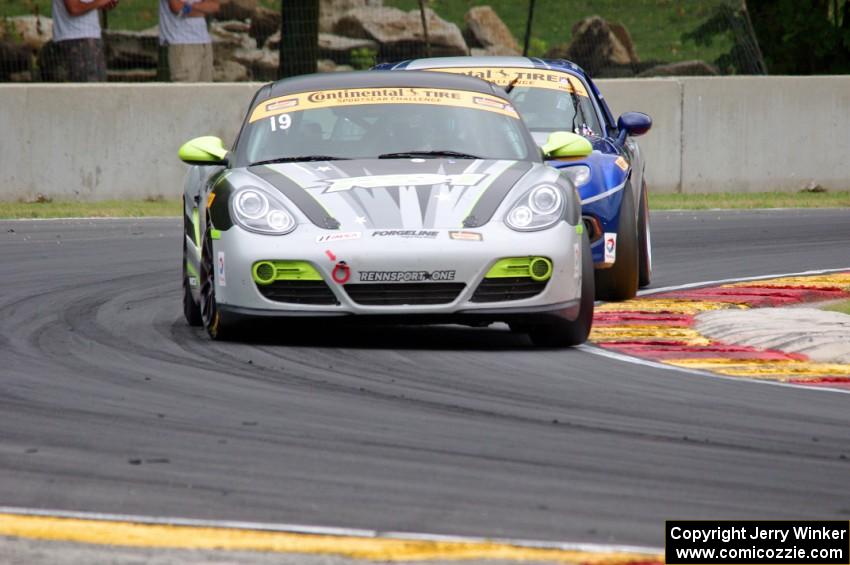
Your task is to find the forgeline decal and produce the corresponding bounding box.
[448,230,483,241]
[316,231,361,243]
[320,173,487,194]
[358,270,456,282]
[614,156,629,171]
[249,87,520,123]
[423,67,589,98]
[372,230,438,239]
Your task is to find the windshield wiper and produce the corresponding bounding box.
[250,155,350,166]
[378,150,480,160]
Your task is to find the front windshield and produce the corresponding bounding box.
[423,67,602,136]
[510,86,601,136]
[240,86,535,165]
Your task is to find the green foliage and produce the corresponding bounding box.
[350,47,377,70]
[526,37,548,58]
[684,0,850,74]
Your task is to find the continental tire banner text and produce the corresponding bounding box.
[249,88,520,123]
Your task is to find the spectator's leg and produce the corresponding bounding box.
[64,39,107,82]
[168,44,193,82]
[91,39,107,82]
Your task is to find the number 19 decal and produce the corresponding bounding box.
[269,114,291,132]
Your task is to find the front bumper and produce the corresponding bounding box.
[211,221,583,321]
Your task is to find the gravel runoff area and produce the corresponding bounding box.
[696,307,850,364]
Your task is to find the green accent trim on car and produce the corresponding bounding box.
[576,223,584,235]
[485,256,553,282]
[192,207,200,247]
[542,131,593,158]
[252,260,323,285]
[178,136,229,165]
[210,229,221,240]
[185,260,199,279]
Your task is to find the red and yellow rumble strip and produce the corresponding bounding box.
[590,272,850,389]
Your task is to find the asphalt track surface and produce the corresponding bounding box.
[1,209,849,549]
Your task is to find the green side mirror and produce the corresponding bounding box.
[541,131,593,159]
[178,136,229,165]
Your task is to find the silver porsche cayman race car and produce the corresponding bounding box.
[179,71,595,346]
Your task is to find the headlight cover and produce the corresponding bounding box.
[505,184,567,231]
[230,187,296,235]
[562,165,591,187]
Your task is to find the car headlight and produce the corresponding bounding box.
[505,184,567,231]
[230,187,296,235]
[562,165,591,187]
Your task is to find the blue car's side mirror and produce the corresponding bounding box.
[616,112,652,143]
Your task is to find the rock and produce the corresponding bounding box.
[637,60,719,77]
[318,32,378,65]
[0,41,31,80]
[249,6,278,49]
[210,20,256,64]
[218,20,250,34]
[547,16,637,76]
[608,22,637,65]
[103,28,159,69]
[216,0,257,22]
[214,60,250,81]
[252,49,279,81]
[319,0,383,33]
[5,15,53,52]
[334,6,467,60]
[800,181,827,193]
[232,46,263,68]
[464,6,518,55]
[317,58,354,73]
[469,45,520,57]
[264,30,280,50]
[106,68,158,81]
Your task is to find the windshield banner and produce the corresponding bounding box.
[249,87,520,123]
[423,67,589,98]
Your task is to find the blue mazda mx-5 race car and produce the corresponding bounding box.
[375,57,652,301]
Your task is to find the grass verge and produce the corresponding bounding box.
[822,300,850,315]
[0,199,180,219]
[649,191,850,210]
[1,192,847,219]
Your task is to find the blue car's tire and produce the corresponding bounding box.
[638,179,652,288]
[528,231,595,347]
[594,181,639,301]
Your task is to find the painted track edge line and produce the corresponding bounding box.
[637,267,850,296]
[0,506,661,555]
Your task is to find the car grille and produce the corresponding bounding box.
[470,277,548,303]
[343,283,466,305]
[257,280,339,305]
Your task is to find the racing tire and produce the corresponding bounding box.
[199,218,234,341]
[528,231,595,348]
[182,211,203,327]
[637,179,652,288]
[594,180,639,301]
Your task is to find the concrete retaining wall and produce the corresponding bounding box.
[1,77,849,200]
